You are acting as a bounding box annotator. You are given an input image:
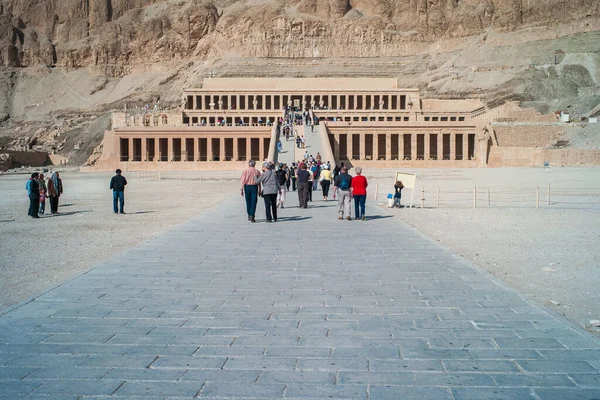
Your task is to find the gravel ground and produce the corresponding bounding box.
[0,172,237,310]
[366,167,600,333]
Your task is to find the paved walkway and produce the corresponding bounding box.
[1,192,600,399]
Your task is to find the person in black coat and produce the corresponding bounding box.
[27,173,40,218]
[109,169,128,214]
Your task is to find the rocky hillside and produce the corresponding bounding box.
[1,0,598,68]
[0,0,599,166]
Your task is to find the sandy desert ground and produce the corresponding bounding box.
[0,171,237,310]
[365,167,600,333]
[1,167,599,336]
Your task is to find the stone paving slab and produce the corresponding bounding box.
[1,193,600,399]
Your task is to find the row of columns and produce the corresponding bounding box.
[188,93,410,111]
[122,136,268,162]
[332,132,472,161]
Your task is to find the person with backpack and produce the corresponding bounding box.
[333,166,353,220]
[275,164,288,209]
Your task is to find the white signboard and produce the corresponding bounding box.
[395,171,418,208]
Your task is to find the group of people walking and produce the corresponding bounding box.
[240,159,373,222]
[26,172,63,218]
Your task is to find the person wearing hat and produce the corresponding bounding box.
[256,161,281,222]
[240,160,261,222]
[109,169,127,214]
[320,163,333,201]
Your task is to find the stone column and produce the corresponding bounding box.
[236,95,240,111]
[359,134,366,160]
[450,133,456,160]
[424,133,430,161]
[194,137,199,161]
[141,137,147,162]
[347,133,353,160]
[463,133,469,160]
[192,95,197,110]
[411,133,417,161]
[219,137,225,162]
[233,136,238,161]
[370,94,374,110]
[168,137,173,161]
[437,132,443,160]
[182,137,187,162]
[154,137,160,161]
[385,133,392,161]
[399,134,404,159]
[259,137,265,161]
[333,133,340,161]
[128,138,134,161]
[246,138,252,161]
[373,133,379,161]
[207,137,213,161]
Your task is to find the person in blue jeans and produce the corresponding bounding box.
[109,169,127,214]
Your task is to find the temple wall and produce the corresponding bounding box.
[493,125,564,147]
[488,147,600,167]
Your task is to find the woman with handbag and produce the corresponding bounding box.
[256,162,281,222]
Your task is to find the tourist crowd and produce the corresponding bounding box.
[240,156,385,222]
[25,172,63,218]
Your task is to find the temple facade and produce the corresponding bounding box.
[94,78,491,170]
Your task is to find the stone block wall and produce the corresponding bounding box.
[493,125,564,147]
[488,147,600,167]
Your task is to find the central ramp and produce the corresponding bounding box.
[1,194,599,398]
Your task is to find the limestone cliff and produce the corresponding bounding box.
[0,0,598,68]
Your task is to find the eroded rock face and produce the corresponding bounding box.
[0,0,598,67]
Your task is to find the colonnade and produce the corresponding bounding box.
[330,132,476,161]
[185,92,411,111]
[119,136,270,163]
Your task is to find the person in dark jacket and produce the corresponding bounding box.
[109,169,128,214]
[26,172,40,218]
[47,172,63,214]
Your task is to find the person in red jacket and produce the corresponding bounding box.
[350,166,368,221]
